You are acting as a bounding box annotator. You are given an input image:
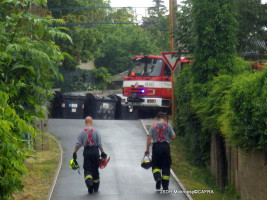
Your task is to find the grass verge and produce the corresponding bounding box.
[170,136,239,200]
[13,134,60,200]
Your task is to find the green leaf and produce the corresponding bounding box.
[11,64,35,73]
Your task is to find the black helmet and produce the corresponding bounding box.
[141,156,152,170]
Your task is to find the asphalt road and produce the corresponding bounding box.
[48,119,188,200]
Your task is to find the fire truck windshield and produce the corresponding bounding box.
[128,58,163,77]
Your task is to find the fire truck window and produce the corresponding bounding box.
[129,59,163,77]
[148,60,163,76]
[164,64,171,76]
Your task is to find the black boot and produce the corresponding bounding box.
[162,180,169,190]
[156,178,161,190]
[85,177,93,194]
[88,186,94,194]
[85,178,93,188]
[93,181,100,192]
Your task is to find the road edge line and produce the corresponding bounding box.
[170,169,194,200]
[47,134,63,200]
[140,119,193,200]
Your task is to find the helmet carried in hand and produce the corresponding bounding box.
[141,156,152,170]
[69,159,79,170]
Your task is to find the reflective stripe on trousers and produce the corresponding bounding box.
[84,174,93,181]
[153,168,161,174]
[162,175,170,180]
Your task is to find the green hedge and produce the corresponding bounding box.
[222,69,267,151]
[175,66,211,166]
[175,57,267,167]
[174,0,267,167]
[0,92,37,199]
[0,0,70,198]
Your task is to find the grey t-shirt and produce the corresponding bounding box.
[76,127,103,149]
[148,121,175,143]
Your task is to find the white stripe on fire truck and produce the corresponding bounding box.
[123,80,172,88]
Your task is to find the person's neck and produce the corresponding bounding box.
[158,119,165,122]
[86,124,92,127]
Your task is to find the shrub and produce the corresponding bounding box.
[0,92,37,199]
[221,69,267,151]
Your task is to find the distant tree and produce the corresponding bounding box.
[95,24,161,75]
[176,0,194,55]
[176,0,267,56]
[92,67,111,90]
[192,0,237,83]
[47,0,109,70]
[57,26,104,70]
[108,7,135,23]
[142,0,170,52]
[152,0,168,17]
[47,0,169,77]
[236,0,267,54]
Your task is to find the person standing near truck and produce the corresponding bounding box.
[145,112,176,190]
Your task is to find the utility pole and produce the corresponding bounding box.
[169,0,175,123]
[172,0,177,51]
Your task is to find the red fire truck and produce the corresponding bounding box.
[119,55,190,114]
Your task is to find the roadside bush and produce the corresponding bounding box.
[221,69,267,151]
[194,57,252,134]
[0,0,71,198]
[92,66,111,90]
[175,57,253,165]
[0,92,37,199]
[175,65,210,165]
[174,0,261,167]
[0,0,71,122]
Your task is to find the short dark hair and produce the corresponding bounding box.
[157,112,166,119]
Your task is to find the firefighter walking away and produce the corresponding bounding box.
[144,112,176,191]
[73,116,108,194]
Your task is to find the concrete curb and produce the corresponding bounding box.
[140,120,193,200]
[47,135,63,200]
[170,169,194,200]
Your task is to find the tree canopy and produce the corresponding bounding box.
[175,0,267,169]
[95,24,161,75]
[0,0,70,198]
[47,0,170,78]
[177,0,267,56]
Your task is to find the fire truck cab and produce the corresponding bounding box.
[120,55,189,113]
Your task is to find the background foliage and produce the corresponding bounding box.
[177,0,267,56]
[175,0,267,168]
[222,69,267,151]
[0,92,36,199]
[92,66,111,90]
[0,0,70,198]
[236,0,267,54]
[95,24,161,75]
[47,0,170,85]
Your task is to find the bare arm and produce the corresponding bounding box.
[99,147,105,153]
[168,124,176,140]
[74,145,79,153]
[145,135,153,155]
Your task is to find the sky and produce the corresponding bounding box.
[109,0,179,9]
[109,0,267,23]
[109,0,267,18]
[110,0,267,8]
[109,0,181,17]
